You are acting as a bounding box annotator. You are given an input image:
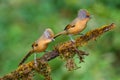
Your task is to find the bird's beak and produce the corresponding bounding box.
[89,15,92,19]
[89,14,94,19]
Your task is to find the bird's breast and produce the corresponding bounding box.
[67,20,87,34]
[35,43,48,53]
[67,25,86,34]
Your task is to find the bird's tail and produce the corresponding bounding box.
[19,50,34,66]
[54,31,67,39]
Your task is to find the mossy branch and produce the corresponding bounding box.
[0,23,115,80]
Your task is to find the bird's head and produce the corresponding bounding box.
[43,28,55,43]
[31,28,54,52]
[78,9,91,20]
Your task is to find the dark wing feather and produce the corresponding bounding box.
[64,24,75,30]
[32,42,38,48]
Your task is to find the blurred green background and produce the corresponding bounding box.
[0,0,120,80]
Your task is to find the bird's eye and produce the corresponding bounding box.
[86,14,90,18]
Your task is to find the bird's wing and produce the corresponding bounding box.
[64,24,75,30]
[31,41,38,48]
[64,18,80,30]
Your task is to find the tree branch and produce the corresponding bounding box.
[0,23,115,80]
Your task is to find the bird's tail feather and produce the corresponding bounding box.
[54,31,67,38]
[19,50,34,66]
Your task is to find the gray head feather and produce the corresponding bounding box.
[78,9,88,19]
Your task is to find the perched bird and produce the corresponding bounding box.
[54,9,91,41]
[19,28,54,66]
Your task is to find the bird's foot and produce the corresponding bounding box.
[69,35,75,43]
[70,39,75,44]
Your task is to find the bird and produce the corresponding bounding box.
[54,9,91,42]
[19,28,54,66]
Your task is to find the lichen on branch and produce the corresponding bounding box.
[0,23,115,80]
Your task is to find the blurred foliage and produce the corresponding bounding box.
[0,0,120,80]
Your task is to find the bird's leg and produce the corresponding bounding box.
[69,35,75,43]
[78,33,84,36]
[34,53,37,67]
[44,50,50,52]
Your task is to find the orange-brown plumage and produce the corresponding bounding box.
[54,9,91,38]
[19,28,54,66]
